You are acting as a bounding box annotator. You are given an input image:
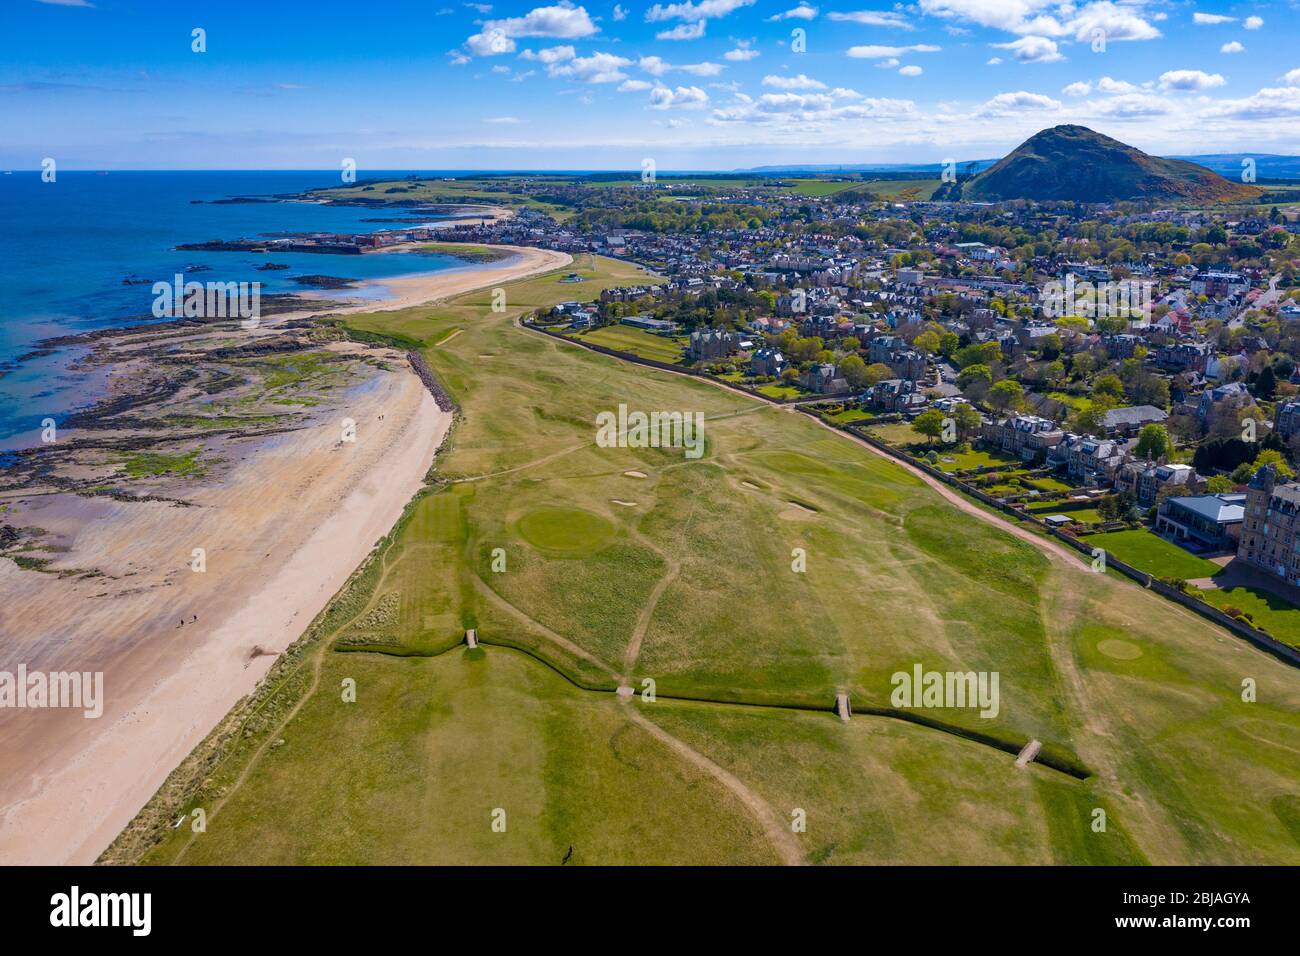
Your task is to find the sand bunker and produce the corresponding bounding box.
[623,470,648,479]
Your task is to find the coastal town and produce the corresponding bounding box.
[304,164,1300,646]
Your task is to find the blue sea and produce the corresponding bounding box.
[0,170,482,445]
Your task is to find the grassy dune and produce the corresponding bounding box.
[121,255,1300,866]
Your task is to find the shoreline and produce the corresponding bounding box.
[0,244,572,864]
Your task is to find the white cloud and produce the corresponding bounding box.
[1159,69,1226,91]
[710,90,916,123]
[466,2,598,57]
[657,20,707,39]
[1091,92,1170,117]
[619,79,654,91]
[649,84,710,109]
[876,57,900,68]
[724,41,759,60]
[1244,16,1263,30]
[826,10,912,29]
[762,73,826,89]
[520,45,576,63]
[1221,41,1244,54]
[612,3,628,20]
[645,0,753,21]
[918,0,1159,43]
[548,51,633,82]
[1097,76,1139,93]
[1285,69,1300,87]
[986,56,1002,65]
[1193,12,1235,25]
[976,90,1062,116]
[1062,80,1092,96]
[484,116,523,123]
[1204,86,1300,120]
[768,3,818,20]
[847,43,941,58]
[899,65,923,76]
[640,55,723,76]
[992,35,1063,63]
[491,65,511,73]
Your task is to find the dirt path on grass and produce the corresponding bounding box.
[622,703,806,866]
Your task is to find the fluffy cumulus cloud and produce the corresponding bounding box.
[1285,69,1300,87]
[724,41,759,60]
[465,2,598,56]
[993,35,1063,62]
[975,90,1062,116]
[649,84,710,109]
[1244,16,1263,30]
[847,43,941,58]
[657,20,707,39]
[1192,12,1235,25]
[767,2,818,20]
[827,9,912,28]
[1159,69,1226,91]
[899,65,923,76]
[548,51,633,82]
[919,0,1160,43]
[1203,86,1300,120]
[1062,80,1092,96]
[710,87,915,124]
[640,56,723,76]
[645,0,753,22]
[519,45,576,63]
[1090,92,1170,117]
[762,73,826,89]
[1221,41,1244,54]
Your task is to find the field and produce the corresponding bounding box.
[111,256,1300,867]
[1085,529,1224,580]
[566,324,687,363]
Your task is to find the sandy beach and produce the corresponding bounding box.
[0,245,570,865]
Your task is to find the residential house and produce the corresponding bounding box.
[1156,493,1246,550]
[1102,405,1168,438]
[981,414,1065,463]
[1238,465,1300,584]
[750,348,787,378]
[800,363,850,395]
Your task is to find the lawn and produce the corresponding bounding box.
[1085,529,1223,580]
[109,255,1300,867]
[1200,586,1300,648]
[567,324,686,363]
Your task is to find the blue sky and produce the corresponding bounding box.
[2,0,1298,169]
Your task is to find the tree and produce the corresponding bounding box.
[987,379,1024,413]
[912,408,947,445]
[1093,374,1124,402]
[1204,475,1234,494]
[957,363,992,390]
[862,362,893,387]
[1256,364,1277,401]
[912,330,941,355]
[953,403,983,439]
[1134,423,1172,461]
[839,354,867,388]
